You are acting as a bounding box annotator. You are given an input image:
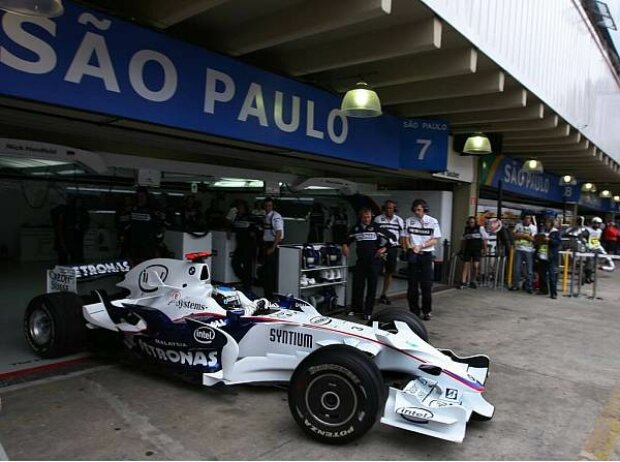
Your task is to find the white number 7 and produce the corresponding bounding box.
[416,138,432,160]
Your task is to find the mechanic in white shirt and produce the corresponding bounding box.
[400,199,441,321]
[260,197,284,300]
[374,200,405,305]
[510,213,537,293]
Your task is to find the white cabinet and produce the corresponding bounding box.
[211,230,239,285]
[163,230,212,259]
[278,244,347,314]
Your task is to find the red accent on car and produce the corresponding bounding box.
[185,252,213,262]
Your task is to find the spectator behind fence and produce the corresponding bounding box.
[536,217,561,299]
[510,213,537,293]
[458,216,488,289]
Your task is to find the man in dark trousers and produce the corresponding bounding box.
[374,199,405,304]
[401,199,442,321]
[342,207,389,320]
[260,197,284,301]
[536,217,561,299]
[230,200,259,295]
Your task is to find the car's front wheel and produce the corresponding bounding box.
[288,344,385,444]
[24,293,87,358]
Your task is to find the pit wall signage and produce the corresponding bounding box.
[480,155,581,204]
[0,3,448,172]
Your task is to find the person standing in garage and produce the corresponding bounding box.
[260,197,284,301]
[401,199,442,321]
[374,199,404,304]
[121,187,164,265]
[230,200,259,295]
[342,207,389,320]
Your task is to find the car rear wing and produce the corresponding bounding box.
[46,260,131,294]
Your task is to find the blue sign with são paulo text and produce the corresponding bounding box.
[400,119,449,172]
[0,3,448,172]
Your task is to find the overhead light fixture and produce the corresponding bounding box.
[599,189,612,198]
[340,81,382,118]
[613,195,620,202]
[462,132,492,155]
[523,158,543,173]
[581,182,596,192]
[560,175,576,185]
[0,0,63,17]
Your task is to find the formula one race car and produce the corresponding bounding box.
[24,253,494,444]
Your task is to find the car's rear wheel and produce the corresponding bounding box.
[24,293,87,358]
[368,308,429,342]
[288,345,385,444]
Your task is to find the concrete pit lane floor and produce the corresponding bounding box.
[1,272,620,460]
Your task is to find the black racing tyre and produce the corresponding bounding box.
[288,344,385,445]
[23,293,88,358]
[368,308,429,342]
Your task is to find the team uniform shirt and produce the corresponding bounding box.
[514,223,537,252]
[263,210,284,242]
[586,227,603,250]
[232,213,258,249]
[374,214,405,247]
[461,225,488,253]
[537,227,560,261]
[345,222,390,261]
[401,215,442,252]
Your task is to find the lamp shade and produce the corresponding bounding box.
[599,189,612,198]
[340,82,382,118]
[581,182,595,192]
[523,159,543,173]
[560,175,576,185]
[462,132,492,155]
[0,0,63,17]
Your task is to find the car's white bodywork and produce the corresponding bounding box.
[82,257,494,443]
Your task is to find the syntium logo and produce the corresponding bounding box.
[269,329,313,349]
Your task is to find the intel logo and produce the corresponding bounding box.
[193,326,216,344]
[396,407,434,422]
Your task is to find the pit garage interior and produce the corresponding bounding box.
[2,0,620,378]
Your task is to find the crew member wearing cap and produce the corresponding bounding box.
[401,199,441,321]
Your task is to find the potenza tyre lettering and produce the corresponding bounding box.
[308,364,361,385]
[303,419,354,438]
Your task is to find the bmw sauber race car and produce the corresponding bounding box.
[24,253,494,444]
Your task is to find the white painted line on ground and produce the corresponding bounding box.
[0,438,9,461]
[0,365,115,393]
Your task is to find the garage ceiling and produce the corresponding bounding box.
[3,0,620,189]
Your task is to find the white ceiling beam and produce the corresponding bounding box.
[393,89,526,117]
[278,17,440,76]
[534,146,598,159]
[220,0,392,56]
[142,0,230,29]
[451,115,558,133]
[504,139,590,153]
[504,132,582,147]
[322,48,476,92]
[446,104,544,126]
[380,71,503,105]
[497,124,571,139]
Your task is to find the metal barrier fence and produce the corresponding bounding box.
[446,247,619,298]
[447,252,508,290]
